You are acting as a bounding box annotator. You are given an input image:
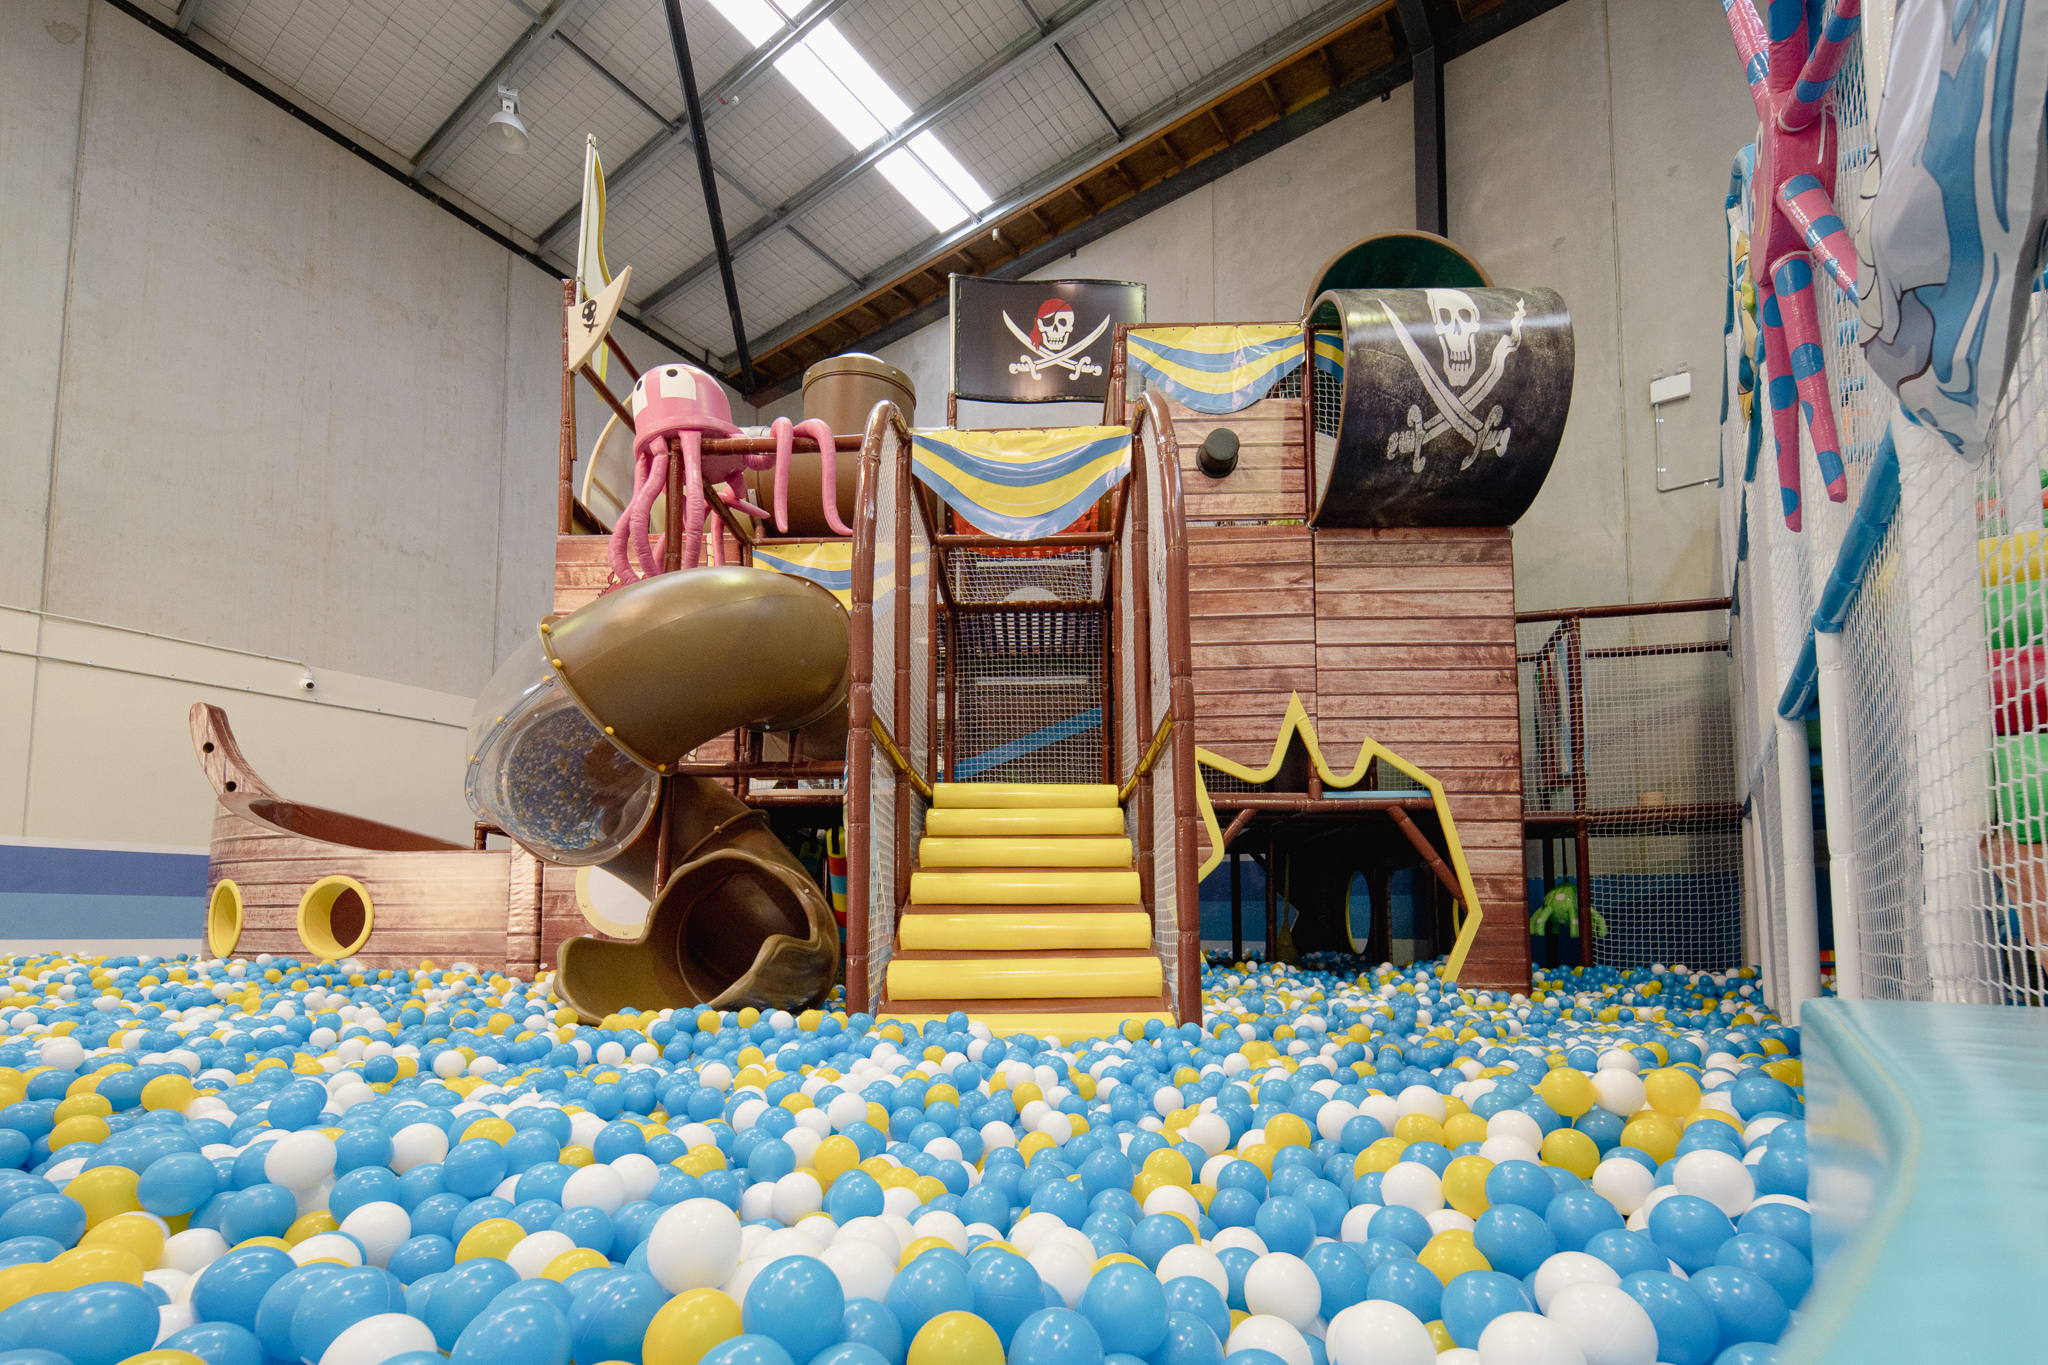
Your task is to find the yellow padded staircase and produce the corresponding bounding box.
[881,782,1175,1036]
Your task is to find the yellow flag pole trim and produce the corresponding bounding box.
[1190,692,1484,983]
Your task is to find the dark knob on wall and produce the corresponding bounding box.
[1197,428,1240,479]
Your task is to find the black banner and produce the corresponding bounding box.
[950,276,1146,403]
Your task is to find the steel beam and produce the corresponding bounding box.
[664,0,756,389]
[535,0,858,250]
[411,0,593,173]
[633,0,1119,315]
[1396,0,1445,236]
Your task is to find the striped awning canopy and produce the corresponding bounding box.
[911,426,1130,541]
[1127,324,1304,413]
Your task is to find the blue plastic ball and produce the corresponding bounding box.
[1079,1261,1168,1357]
[1365,1257,1443,1323]
[161,1319,265,1365]
[1162,1276,1230,1345]
[1438,1269,1532,1348]
[288,1265,402,1364]
[1301,1241,1367,1322]
[190,1245,297,1330]
[1582,1228,1667,1279]
[423,1257,522,1350]
[701,1334,799,1365]
[137,1151,218,1216]
[450,1299,572,1365]
[1712,1232,1811,1309]
[1151,1311,1224,1365]
[24,1280,157,1365]
[840,1297,906,1365]
[1647,1194,1738,1273]
[253,1264,344,1362]
[1687,1265,1789,1352]
[968,1249,1044,1348]
[1128,1215,1195,1270]
[745,1251,847,1363]
[0,1196,84,1247]
[1619,1270,1722,1365]
[1365,1204,1431,1253]
[1009,1307,1106,1365]
[1737,1201,1810,1256]
[1545,1189,1625,1252]
[811,1344,893,1365]
[1472,1204,1558,1278]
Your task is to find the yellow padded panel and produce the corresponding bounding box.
[880,1011,1175,1037]
[886,954,1163,999]
[910,869,1142,905]
[933,783,1119,809]
[918,837,1132,868]
[898,911,1152,951]
[925,808,1127,836]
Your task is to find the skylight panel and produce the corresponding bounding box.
[877,148,969,229]
[908,131,992,211]
[701,0,993,232]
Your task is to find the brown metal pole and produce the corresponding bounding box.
[1516,596,1733,623]
[1388,806,1463,905]
[1575,816,1595,968]
[894,418,914,920]
[843,410,886,1016]
[653,778,674,890]
[559,280,576,535]
[664,437,684,575]
[1264,834,1279,961]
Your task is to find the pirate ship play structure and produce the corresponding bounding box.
[192,232,1575,1024]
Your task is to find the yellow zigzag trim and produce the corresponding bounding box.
[1193,693,1484,983]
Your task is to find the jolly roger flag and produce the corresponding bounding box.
[950,276,1146,403]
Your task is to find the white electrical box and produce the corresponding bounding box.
[1650,371,1693,406]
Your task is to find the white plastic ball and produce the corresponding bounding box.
[881,1185,922,1219]
[160,1223,230,1276]
[1671,1149,1755,1217]
[38,1037,84,1072]
[1339,1204,1382,1243]
[1590,1159,1655,1216]
[1395,1085,1448,1123]
[1425,1209,1475,1235]
[647,1198,743,1292]
[508,1230,578,1279]
[337,1201,410,1268]
[1210,1227,1269,1256]
[1475,1310,1587,1365]
[1325,1300,1438,1365]
[1154,1244,1228,1297]
[1227,1313,1313,1365]
[1143,1185,1201,1221]
[1596,1049,1640,1074]
[1027,1241,1092,1307]
[264,1131,337,1191]
[613,1153,659,1204]
[821,1236,896,1302]
[1315,1100,1359,1142]
[1590,1071,1647,1118]
[1185,1113,1231,1157]
[1485,1111,1543,1148]
[1243,1252,1320,1329]
[1381,1162,1446,1213]
[770,1171,825,1225]
[827,1093,869,1131]
[834,1216,902,1263]
[912,1210,968,1252]
[318,1311,439,1365]
[1531,1252,1621,1311]
[1540,1282,1658,1365]
[289,1233,362,1267]
[1479,1136,1541,1166]
[561,1162,626,1215]
[389,1123,448,1174]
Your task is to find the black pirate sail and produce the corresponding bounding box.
[951,276,1146,404]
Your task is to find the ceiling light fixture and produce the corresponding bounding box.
[487,86,529,155]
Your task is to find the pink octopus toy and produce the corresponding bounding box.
[1723,0,1863,531]
[613,363,851,581]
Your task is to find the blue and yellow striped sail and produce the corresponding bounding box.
[1127,324,1305,414]
[911,426,1130,541]
[1312,330,1344,382]
[752,540,854,607]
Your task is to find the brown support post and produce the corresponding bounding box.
[1265,835,1279,961]
[653,779,674,890]
[844,416,884,1017]
[1575,816,1595,969]
[1300,320,1317,521]
[664,437,684,574]
[559,280,577,535]
[1388,806,1464,905]
[894,424,914,921]
[943,610,957,781]
[1229,850,1243,961]
[1566,616,1593,967]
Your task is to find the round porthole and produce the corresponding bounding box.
[297,875,374,960]
[575,864,651,939]
[208,880,243,958]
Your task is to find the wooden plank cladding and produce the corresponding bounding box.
[1169,398,1307,522]
[1186,525,1315,766]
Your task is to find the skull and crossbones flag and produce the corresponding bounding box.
[950,276,1145,403]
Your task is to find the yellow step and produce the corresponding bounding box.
[910,868,1142,905]
[886,953,1163,1000]
[899,911,1153,951]
[917,837,1132,868]
[925,807,1127,837]
[933,783,1120,809]
[880,1009,1175,1037]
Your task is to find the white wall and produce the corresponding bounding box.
[0,1,747,847]
[800,0,1755,610]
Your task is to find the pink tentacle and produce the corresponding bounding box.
[797,418,852,536]
[1722,0,1771,118]
[1782,0,1861,132]
[681,432,707,569]
[718,470,773,523]
[630,446,669,579]
[766,418,794,533]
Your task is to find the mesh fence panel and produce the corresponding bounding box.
[867,431,898,1008]
[1145,423,1179,1007]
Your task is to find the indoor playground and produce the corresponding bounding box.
[1,1,2043,1364]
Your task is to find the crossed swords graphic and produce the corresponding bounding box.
[1385,298,1527,472]
[1003,311,1112,379]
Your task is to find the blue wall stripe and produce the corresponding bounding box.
[0,893,204,939]
[0,845,208,898]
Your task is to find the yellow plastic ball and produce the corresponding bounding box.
[49,1114,109,1148]
[898,1236,955,1269]
[558,1145,596,1168]
[462,1117,517,1145]
[1535,1067,1597,1119]
[80,1212,165,1269]
[455,1218,526,1262]
[109,1353,207,1365]
[812,1135,859,1188]
[1644,1069,1702,1117]
[1440,1154,1494,1217]
[1442,1112,1489,1147]
[1426,1321,1457,1354]
[284,1212,340,1247]
[44,1245,144,1290]
[907,1311,1005,1365]
[1539,1128,1600,1179]
[543,1246,612,1281]
[1235,1143,1276,1177]
[52,1093,111,1124]
[140,1074,196,1112]
[1264,1114,1311,1150]
[1417,1232,1490,1285]
[1620,1114,1679,1164]
[642,1287,744,1365]
[1353,1137,1410,1175]
[0,1263,47,1311]
[1392,1113,1444,1146]
[910,1176,947,1205]
[1141,1148,1193,1188]
[66,1165,140,1228]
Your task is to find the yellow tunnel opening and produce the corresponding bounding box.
[208,880,243,958]
[298,876,374,960]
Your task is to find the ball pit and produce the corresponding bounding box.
[0,948,1807,1365]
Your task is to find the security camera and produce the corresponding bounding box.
[298,671,317,693]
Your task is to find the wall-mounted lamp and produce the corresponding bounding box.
[488,87,529,155]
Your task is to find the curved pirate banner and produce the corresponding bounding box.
[1308,286,1574,528]
[951,276,1146,403]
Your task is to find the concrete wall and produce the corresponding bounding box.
[805,0,1755,611]
[0,1,744,850]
